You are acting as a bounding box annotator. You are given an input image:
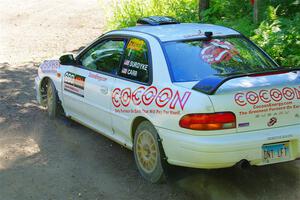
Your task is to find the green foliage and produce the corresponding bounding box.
[251,7,300,66]
[199,0,255,36]
[201,0,252,22]
[103,0,300,67]
[259,0,300,18]
[104,0,198,30]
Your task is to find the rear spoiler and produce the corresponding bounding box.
[192,68,300,95]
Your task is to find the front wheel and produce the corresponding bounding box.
[133,121,166,183]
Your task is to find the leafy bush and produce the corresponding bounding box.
[201,0,252,22]
[251,6,300,66]
[259,0,300,18]
[103,0,198,30]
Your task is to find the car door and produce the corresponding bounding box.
[112,37,152,143]
[63,38,127,135]
[62,66,89,120]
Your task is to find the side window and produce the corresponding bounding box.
[119,38,150,83]
[79,39,126,74]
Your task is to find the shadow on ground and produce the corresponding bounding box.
[167,161,300,199]
[0,62,191,200]
[0,62,299,200]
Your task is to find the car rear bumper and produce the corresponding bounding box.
[156,125,300,169]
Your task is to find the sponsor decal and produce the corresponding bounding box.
[201,39,240,64]
[184,30,204,38]
[64,72,85,97]
[183,31,223,38]
[267,134,293,141]
[254,111,290,119]
[235,86,300,117]
[40,60,60,73]
[112,87,191,115]
[127,38,145,51]
[267,117,277,127]
[88,72,107,81]
[238,122,250,128]
[234,87,300,106]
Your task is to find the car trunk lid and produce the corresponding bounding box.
[208,71,300,132]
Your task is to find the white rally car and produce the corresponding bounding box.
[35,16,300,183]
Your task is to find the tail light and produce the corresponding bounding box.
[179,112,236,131]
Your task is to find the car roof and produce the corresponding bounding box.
[120,23,240,42]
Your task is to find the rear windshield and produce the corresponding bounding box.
[163,37,278,82]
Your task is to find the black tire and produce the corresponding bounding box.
[46,80,59,119]
[133,121,166,183]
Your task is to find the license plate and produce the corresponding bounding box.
[262,142,290,164]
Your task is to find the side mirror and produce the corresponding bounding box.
[59,54,76,65]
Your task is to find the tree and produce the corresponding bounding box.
[199,0,210,21]
[253,0,259,24]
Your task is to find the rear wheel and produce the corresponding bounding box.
[46,80,59,119]
[133,121,166,183]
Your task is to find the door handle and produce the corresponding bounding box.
[99,86,108,94]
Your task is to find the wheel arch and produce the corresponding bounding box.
[40,76,64,115]
[40,76,51,106]
[131,116,168,182]
[40,76,62,106]
[131,116,152,142]
[130,116,165,148]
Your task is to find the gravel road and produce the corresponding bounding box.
[0,0,299,200]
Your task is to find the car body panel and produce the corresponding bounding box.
[157,124,300,168]
[35,23,300,169]
[123,23,239,42]
[210,72,300,132]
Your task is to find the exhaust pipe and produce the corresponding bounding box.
[235,159,250,169]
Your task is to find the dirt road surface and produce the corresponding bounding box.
[0,0,299,199]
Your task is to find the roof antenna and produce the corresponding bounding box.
[204,31,213,40]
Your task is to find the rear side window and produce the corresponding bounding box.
[119,38,150,83]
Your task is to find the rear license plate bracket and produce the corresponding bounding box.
[262,142,290,164]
